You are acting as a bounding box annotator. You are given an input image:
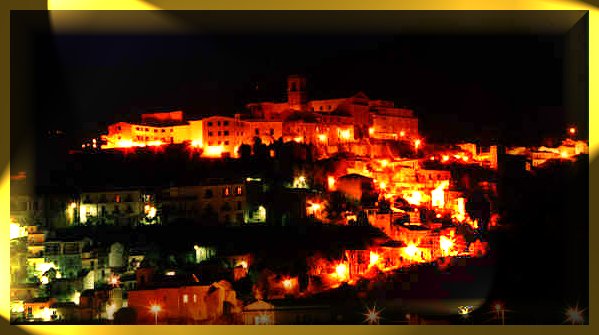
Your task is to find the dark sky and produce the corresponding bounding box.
[32,33,573,146]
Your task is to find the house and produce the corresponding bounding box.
[242,299,332,325]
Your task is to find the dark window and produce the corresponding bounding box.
[224,130,229,136]
[154,129,157,133]
[217,121,221,126]
[117,126,121,131]
[224,141,229,145]
[255,128,259,135]
[208,132,213,137]
[237,201,242,210]
[161,129,165,133]
[207,122,213,127]
[270,128,275,136]
[204,189,213,199]
[223,121,229,126]
[218,131,221,136]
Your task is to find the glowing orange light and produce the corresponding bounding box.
[191,140,202,147]
[439,235,456,256]
[368,127,374,135]
[109,274,120,287]
[335,263,349,281]
[430,156,435,161]
[379,181,387,190]
[317,134,327,142]
[339,129,351,141]
[293,136,303,143]
[569,127,576,135]
[560,151,569,158]
[369,251,380,268]
[414,139,421,149]
[462,156,469,162]
[327,176,336,191]
[282,279,293,291]
[431,181,449,208]
[380,159,389,168]
[403,242,421,261]
[442,155,450,162]
[203,145,224,158]
[399,130,405,137]
[405,190,422,206]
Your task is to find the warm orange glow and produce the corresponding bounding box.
[379,181,387,190]
[335,263,349,282]
[282,279,293,291]
[560,151,569,158]
[317,134,328,142]
[380,159,389,168]
[439,235,456,257]
[431,181,449,208]
[109,274,121,287]
[203,145,224,158]
[442,155,450,162]
[403,242,422,262]
[368,127,375,135]
[405,190,422,206]
[414,139,421,149]
[293,136,303,143]
[339,129,351,141]
[327,176,336,191]
[150,304,162,313]
[569,127,577,135]
[369,251,380,268]
[191,139,202,147]
[399,130,405,137]
[456,197,466,222]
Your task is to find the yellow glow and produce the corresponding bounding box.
[203,145,224,157]
[379,181,386,190]
[403,242,421,261]
[405,190,422,206]
[237,260,248,269]
[318,134,327,142]
[432,181,449,208]
[48,0,160,10]
[368,127,374,135]
[327,176,336,191]
[150,304,162,313]
[335,263,349,281]
[191,139,202,147]
[293,136,303,143]
[339,129,351,140]
[380,159,389,168]
[439,235,456,256]
[40,275,50,285]
[369,251,380,268]
[456,197,466,222]
[10,222,27,239]
[414,139,421,149]
[282,279,293,290]
[400,130,406,137]
[569,127,576,135]
[442,155,450,162]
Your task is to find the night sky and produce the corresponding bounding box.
[31,33,574,146]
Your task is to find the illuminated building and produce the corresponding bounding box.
[78,189,158,226]
[161,180,247,225]
[23,297,57,321]
[247,75,418,139]
[127,281,240,324]
[44,237,92,279]
[335,174,376,204]
[242,299,332,325]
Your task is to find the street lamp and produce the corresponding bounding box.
[494,303,504,325]
[150,304,161,325]
[565,306,585,325]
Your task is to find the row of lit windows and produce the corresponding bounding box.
[207,120,230,127]
[207,140,231,146]
[132,127,174,133]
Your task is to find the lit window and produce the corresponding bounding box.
[223,187,231,196]
[115,195,121,203]
[193,294,197,303]
[183,294,189,303]
[236,186,242,195]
